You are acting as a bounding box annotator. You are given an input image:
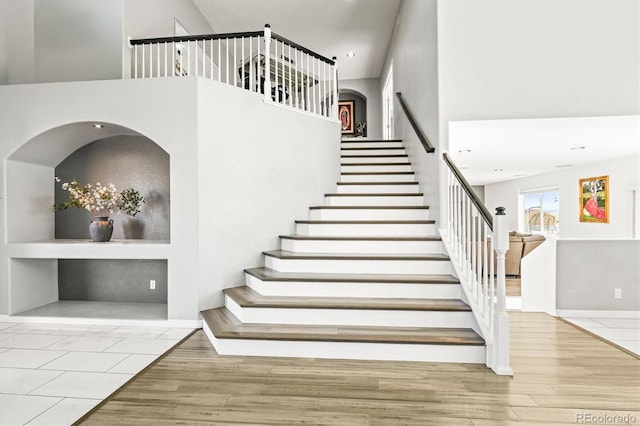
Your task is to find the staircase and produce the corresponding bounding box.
[201,139,486,364]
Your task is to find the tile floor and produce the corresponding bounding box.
[561,316,640,356]
[0,321,194,425]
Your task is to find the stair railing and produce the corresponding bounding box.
[130,24,338,119]
[395,92,435,153]
[442,152,512,375]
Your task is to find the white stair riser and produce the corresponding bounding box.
[280,238,444,254]
[336,184,420,194]
[264,256,452,274]
[296,222,436,237]
[326,195,423,206]
[340,173,416,183]
[310,208,429,221]
[341,142,404,149]
[342,156,408,164]
[341,149,406,156]
[204,323,485,364]
[341,164,412,173]
[246,275,461,299]
[225,296,475,328]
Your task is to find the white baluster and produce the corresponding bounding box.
[149,43,153,77]
[306,53,310,111]
[322,61,327,116]
[187,40,191,76]
[172,42,175,77]
[288,44,292,107]
[295,48,299,109]
[249,36,253,90]
[134,45,138,78]
[195,39,198,77]
[142,44,146,78]
[274,39,278,102]
[225,38,229,84]
[157,43,160,77]
[233,37,237,86]
[241,37,245,87]
[263,25,272,102]
[164,42,168,77]
[332,56,338,118]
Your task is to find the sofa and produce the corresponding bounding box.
[505,231,546,276]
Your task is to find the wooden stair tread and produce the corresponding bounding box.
[336,182,418,185]
[341,154,408,158]
[325,193,423,197]
[202,307,484,345]
[245,267,460,284]
[341,163,412,166]
[309,205,428,210]
[279,234,442,241]
[295,220,435,224]
[341,171,415,175]
[262,250,450,261]
[341,139,403,143]
[224,286,470,311]
[341,147,405,151]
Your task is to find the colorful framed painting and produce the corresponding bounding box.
[579,175,609,223]
[338,100,355,135]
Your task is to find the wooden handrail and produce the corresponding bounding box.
[395,92,435,154]
[130,31,265,45]
[442,152,493,230]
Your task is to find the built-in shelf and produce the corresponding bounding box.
[6,239,171,259]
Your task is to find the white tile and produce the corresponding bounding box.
[45,335,123,352]
[41,351,129,372]
[0,368,64,394]
[30,371,132,399]
[157,328,195,340]
[50,324,118,336]
[614,340,640,355]
[105,326,169,338]
[0,394,61,426]
[108,354,158,374]
[104,337,179,355]
[593,318,640,329]
[0,322,19,331]
[588,328,640,342]
[0,334,68,350]
[6,323,64,334]
[0,349,67,369]
[564,318,606,329]
[26,397,101,425]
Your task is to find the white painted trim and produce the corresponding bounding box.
[556,310,640,319]
[0,314,202,328]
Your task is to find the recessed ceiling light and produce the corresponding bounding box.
[555,164,574,168]
[458,149,471,153]
[494,168,504,172]
[346,51,356,58]
[93,123,104,129]
[570,146,586,150]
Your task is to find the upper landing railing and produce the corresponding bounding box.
[130,25,338,119]
[395,92,512,376]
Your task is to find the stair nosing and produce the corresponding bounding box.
[341,139,403,143]
[336,182,418,186]
[295,220,435,224]
[341,147,405,151]
[244,267,460,284]
[341,172,415,175]
[202,307,484,345]
[341,155,408,158]
[309,205,428,210]
[262,250,450,261]
[325,193,423,197]
[279,234,442,241]
[341,163,412,166]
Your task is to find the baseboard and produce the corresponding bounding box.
[0,314,202,328]
[555,310,640,319]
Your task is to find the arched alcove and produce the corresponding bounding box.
[339,89,367,137]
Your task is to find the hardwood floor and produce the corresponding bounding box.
[78,312,640,425]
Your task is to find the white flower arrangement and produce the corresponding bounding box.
[54,178,144,217]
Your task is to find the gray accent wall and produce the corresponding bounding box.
[339,92,367,137]
[58,259,167,303]
[55,135,170,240]
[556,239,640,311]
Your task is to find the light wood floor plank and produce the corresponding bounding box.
[78,312,640,425]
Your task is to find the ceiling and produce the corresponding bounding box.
[192,0,401,80]
[448,115,640,186]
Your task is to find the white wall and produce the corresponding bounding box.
[124,0,212,39]
[34,0,125,82]
[382,0,440,221]
[484,155,640,239]
[197,80,340,309]
[0,0,35,85]
[340,78,382,140]
[437,0,640,149]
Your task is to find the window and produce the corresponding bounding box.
[521,188,560,235]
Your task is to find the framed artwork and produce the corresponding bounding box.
[579,175,609,223]
[338,100,355,135]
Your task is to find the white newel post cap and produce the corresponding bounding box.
[493,207,509,252]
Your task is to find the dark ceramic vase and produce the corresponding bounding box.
[89,217,114,242]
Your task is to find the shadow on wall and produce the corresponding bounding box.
[55,135,170,240]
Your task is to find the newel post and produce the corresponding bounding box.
[263,24,272,103]
[492,206,513,375]
[332,56,338,119]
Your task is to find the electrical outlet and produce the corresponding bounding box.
[614,288,622,299]
[150,280,156,290]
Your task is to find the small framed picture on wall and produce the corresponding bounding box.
[579,175,609,223]
[338,100,355,135]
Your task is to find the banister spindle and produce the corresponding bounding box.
[332,57,338,118]
[263,24,272,102]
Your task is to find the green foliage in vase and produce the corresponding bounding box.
[118,187,145,217]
